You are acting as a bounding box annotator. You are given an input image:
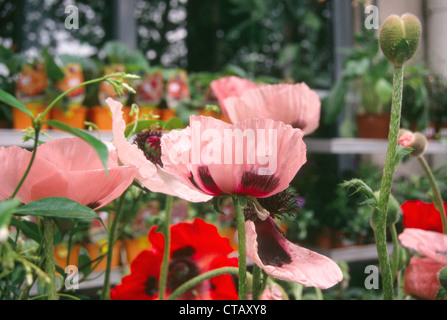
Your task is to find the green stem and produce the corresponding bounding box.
[167,267,239,300]
[10,127,40,199]
[158,195,174,300]
[390,224,399,279]
[43,217,56,300]
[232,195,247,300]
[418,155,447,234]
[40,74,124,120]
[101,191,127,300]
[252,264,262,300]
[375,65,404,300]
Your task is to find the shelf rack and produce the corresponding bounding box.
[1,129,446,155]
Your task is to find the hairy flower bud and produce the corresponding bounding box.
[379,13,422,67]
[371,191,401,227]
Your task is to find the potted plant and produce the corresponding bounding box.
[425,71,447,139]
[323,29,393,138]
[51,62,88,129]
[400,64,430,133]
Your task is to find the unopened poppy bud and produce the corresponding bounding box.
[372,191,401,227]
[398,129,427,157]
[379,13,422,67]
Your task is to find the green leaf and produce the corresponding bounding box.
[340,179,378,208]
[15,197,97,220]
[42,48,65,81]
[124,119,163,137]
[53,217,75,235]
[77,246,92,276]
[213,196,227,215]
[10,217,42,243]
[44,120,109,173]
[163,117,183,130]
[394,145,412,172]
[0,88,34,118]
[0,199,21,228]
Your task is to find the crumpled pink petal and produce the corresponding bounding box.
[160,115,306,198]
[403,257,444,300]
[245,217,343,289]
[106,98,212,203]
[223,83,321,135]
[210,76,258,118]
[0,138,137,210]
[398,228,447,265]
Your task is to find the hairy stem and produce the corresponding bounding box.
[375,65,404,300]
[101,191,127,300]
[418,155,447,234]
[43,217,56,300]
[233,195,247,300]
[158,195,174,300]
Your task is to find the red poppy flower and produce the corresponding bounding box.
[111,218,238,300]
[399,228,447,299]
[401,200,447,233]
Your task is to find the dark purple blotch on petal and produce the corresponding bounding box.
[238,170,279,197]
[254,218,292,267]
[188,166,223,196]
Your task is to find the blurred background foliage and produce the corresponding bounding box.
[0,0,333,88]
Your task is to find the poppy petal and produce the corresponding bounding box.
[245,218,343,289]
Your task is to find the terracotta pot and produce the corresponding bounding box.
[89,106,133,129]
[12,103,49,130]
[356,113,390,139]
[54,243,81,269]
[88,106,113,130]
[161,108,177,121]
[316,227,333,250]
[51,105,88,130]
[82,240,122,272]
[138,106,162,122]
[124,237,150,265]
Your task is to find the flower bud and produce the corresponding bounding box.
[372,191,401,227]
[398,129,427,157]
[379,13,422,66]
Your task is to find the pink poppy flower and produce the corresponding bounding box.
[221,83,321,135]
[399,228,447,299]
[398,130,415,148]
[0,137,136,209]
[160,115,307,198]
[245,217,343,289]
[106,98,212,203]
[210,76,258,118]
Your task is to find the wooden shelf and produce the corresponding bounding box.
[1,129,446,155]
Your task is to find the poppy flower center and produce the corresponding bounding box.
[244,189,301,221]
[167,246,199,292]
[168,258,199,289]
[133,130,163,167]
